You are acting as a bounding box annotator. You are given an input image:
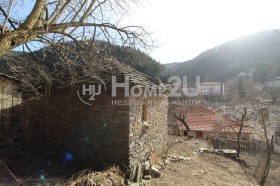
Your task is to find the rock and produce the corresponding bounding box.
[164,159,170,165]
[151,166,161,177]
[214,149,223,154]
[141,179,151,186]
[130,183,140,186]
[144,175,152,180]
[178,156,184,160]
[175,139,184,143]
[198,148,208,153]
[178,156,189,161]
[154,165,161,170]
[141,122,150,133]
[144,161,151,171]
[195,141,199,144]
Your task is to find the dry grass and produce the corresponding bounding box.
[64,167,125,186]
[152,137,259,186]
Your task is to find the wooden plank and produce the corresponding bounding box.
[149,153,159,166]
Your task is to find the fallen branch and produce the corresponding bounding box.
[3,160,30,185]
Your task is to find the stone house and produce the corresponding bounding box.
[176,105,252,140]
[0,73,22,143]
[20,58,168,180]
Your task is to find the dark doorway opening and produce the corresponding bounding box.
[196,131,203,139]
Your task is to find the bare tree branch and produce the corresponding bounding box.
[174,107,191,132]
[0,0,152,57]
[20,0,46,29]
[0,0,153,94]
[49,0,71,24]
[2,0,14,33]
[0,5,16,29]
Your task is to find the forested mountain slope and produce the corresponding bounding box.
[165,30,280,82]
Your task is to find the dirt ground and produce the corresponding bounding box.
[151,136,280,186]
[242,150,280,186]
[0,136,279,185]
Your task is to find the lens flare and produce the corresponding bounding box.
[40,174,45,180]
[63,153,73,163]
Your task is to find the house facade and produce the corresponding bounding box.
[264,75,280,88]
[200,82,224,96]
[0,73,22,142]
[20,59,168,180]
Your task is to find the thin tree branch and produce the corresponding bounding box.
[2,0,14,33]
[46,0,62,23]
[0,5,17,30]
[49,0,71,24]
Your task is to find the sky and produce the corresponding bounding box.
[129,0,280,64]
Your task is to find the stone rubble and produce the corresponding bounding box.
[163,155,191,166]
[139,146,238,185]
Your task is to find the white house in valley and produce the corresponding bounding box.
[200,82,224,96]
[264,75,280,89]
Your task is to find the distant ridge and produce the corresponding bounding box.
[165,30,280,82]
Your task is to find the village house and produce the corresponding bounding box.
[18,58,168,181]
[264,75,280,89]
[176,105,252,140]
[0,73,22,144]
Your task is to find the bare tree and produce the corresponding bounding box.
[224,107,247,158]
[254,106,274,186]
[0,0,154,94]
[213,106,249,158]
[174,107,190,137]
[0,0,152,57]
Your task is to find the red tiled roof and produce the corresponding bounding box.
[176,105,252,133]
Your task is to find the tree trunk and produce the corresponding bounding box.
[0,30,38,56]
[236,107,246,158]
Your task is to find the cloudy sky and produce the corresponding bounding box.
[130,0,280,64]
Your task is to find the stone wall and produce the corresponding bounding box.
[129,95,168,181]
[21,88,130,171]
[20,85,168,178]
[167,102,179,135]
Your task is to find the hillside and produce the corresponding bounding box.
[95,42,176,82]
[165,30,280,82]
